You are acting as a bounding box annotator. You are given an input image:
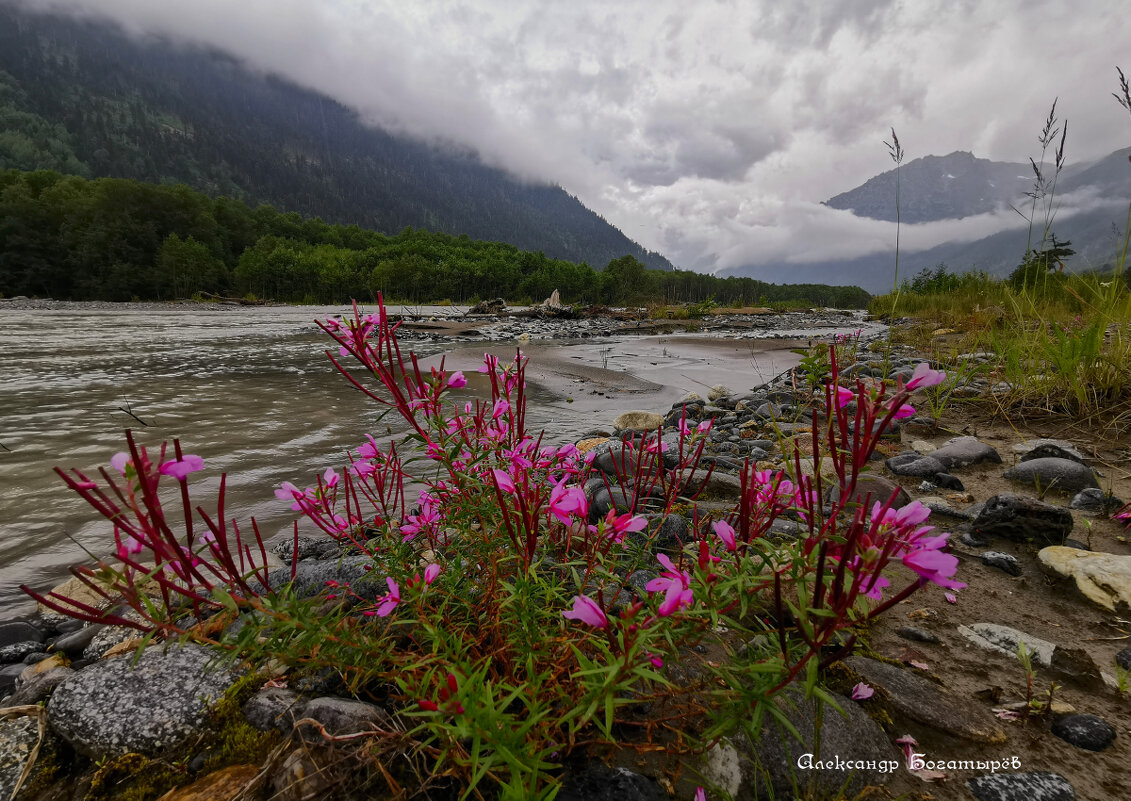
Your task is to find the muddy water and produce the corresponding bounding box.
[0,304,836,617]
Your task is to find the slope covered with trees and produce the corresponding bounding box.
[0,3,670,272]
[0,169,870,307]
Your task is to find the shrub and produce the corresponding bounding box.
[27,299,960,798]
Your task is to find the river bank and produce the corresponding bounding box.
[2,308,1129,800]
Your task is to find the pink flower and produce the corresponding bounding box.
[115,531,144,560]
[944,592,958,604]
[835,385,856,409]
[111,452,130,475]
[696,420,712,434]
[695,788,706,801]
[478,353,499,373]
[548,479,588,525]
[902,535,966,590]
[275,481,305,510]
[562,595,608,628]
[646,652,664,668]
[357,435,380,459]
[677,416,691,437]
[646,553,693,616]
[376,577,400,617]
[423,563,441,585]
[851,682,875,700]
[446,370,467,389]
[604,510,648,543]
[712,520,737,552]
[492,399,510,420]
[158,454,204,480]
[492,468,516,494]
[891,403,916,420]
[905,362,946,390]
[322,467,339,488]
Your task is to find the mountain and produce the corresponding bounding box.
[824,150,1034,222]
[0,3,671,271]
[724,147,1131,292]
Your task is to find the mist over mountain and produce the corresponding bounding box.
[726,147,1131,292]
[825,150,1034,223]
[0,3,672,272]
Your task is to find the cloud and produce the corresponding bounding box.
[14,0,1131,276]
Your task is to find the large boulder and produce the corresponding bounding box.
[47,643,243,760]
[929,436,1002,470]
[1004,458,1099,494]
[1038,546,1131,612]
[613,411,665,433]
[971,494,1073,545]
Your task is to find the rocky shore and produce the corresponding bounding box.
[1,332,1129,800]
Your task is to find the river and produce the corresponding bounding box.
[0,302,871,617]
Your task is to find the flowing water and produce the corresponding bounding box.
[0,303,865,617]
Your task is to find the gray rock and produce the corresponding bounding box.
[0,716,40,800]
[1013,438,1087,463]
[1117,646,1131,671]
[1004,458,1099,494]
[1050,713,1116,752]
[272,536,344,564]
[0,622,45,648]
[296,697,387,743]
[688,470,743,499]
[747,690,902,797]
[613,411,665,433]
[639,513,688,552]
[885,452,947,477]
[826,474,909,510]
[968,772,1075,801]
[933,472,965,491]
[0,641,43,664]
[971,494,1073,545]
[958,623,1056,666]
[919,497,975,521]
[243,688,307,733]
[981,551,1023,577]
[844,656,1006,743]
[0,664,26,696]
[263,555,384,601]
[895,626,940,644]
[1069,488,1123,514]
[3,666,74,707]
[930,436,1002,470]
[557,763,666,801]
[592,441,636,478]
[47,643,243,759]
[50,624,102,657]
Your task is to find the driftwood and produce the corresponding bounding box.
[198,292,271,306]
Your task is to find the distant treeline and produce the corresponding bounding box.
[0,170,871,307]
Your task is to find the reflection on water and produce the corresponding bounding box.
[0,304,845,617]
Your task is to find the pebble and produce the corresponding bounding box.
[971,494,1074,545]
[895,626,940,644]
[980,551,1023,577]
[1116,646,1131,671]
[1050,713,1116,752]
[967,772,1076,801]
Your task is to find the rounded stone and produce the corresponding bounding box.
[967,771,1075,801]
[47,643,243,760]
[1050,713,1116,752]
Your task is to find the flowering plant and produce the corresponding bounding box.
[26,299,958,799]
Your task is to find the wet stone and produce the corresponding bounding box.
[0,641,43,664]
[1115,646,1131,671]
[933,472,965,491]
[844,656,1006,743]
[1004,458,1099,494]
[557,763,666,801]
[0,622,45,649]
[1050,713,1116,752]
[47,643,243,760]
[885,452,947,478]
[981,551,1023,577]
[929,436,1002,470]
[967,772,1075,801]
[971,494,1073,545]
[1069,488,1123,515]
[895,626,940,644]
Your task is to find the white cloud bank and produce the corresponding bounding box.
[15,0,1131,273]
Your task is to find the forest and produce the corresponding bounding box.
[0,169,871,308]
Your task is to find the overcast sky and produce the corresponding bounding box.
[20,0,1131,273]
